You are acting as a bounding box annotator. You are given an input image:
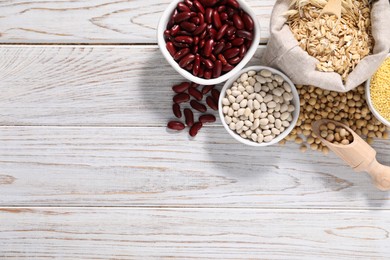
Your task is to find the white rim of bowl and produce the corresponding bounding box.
[365,53,390,127]
[157,0,261,86]
[218,66,301,146]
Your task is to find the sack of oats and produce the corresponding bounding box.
[262,0,390,92]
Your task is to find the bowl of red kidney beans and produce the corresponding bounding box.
[158,0,261,85]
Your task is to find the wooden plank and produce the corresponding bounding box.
[0,0,273,44]
[1,207,389,259]
[0,45,264,126]
[1,126,389,208]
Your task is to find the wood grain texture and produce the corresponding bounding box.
[0,0,273,44]
[1,126,389,208]
[0,45,264,126]
[1,208,390,259]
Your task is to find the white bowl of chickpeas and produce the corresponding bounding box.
[218,66,300,146]
[365,54,390,127]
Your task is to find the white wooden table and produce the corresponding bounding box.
[0,1,389,259]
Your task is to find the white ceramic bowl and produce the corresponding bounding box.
[157,0,261,86]
[365,53,390,127]
[218,66,300,146]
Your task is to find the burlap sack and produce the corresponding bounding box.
[262,0,390,92]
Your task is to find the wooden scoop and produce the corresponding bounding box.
[319,0,342,20]
[312,119,390,191]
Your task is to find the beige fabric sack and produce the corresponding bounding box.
[262,0,390,92]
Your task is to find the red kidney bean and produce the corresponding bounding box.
[192,45,199,54]
[172,41,190,48]
[172,103,182,118]
[177,30,193,37]
[168,121,185,131]
[184,0,194,9]
[209,54,217,62]
[205,8,213,23]
[193,55,201,76]
[213,41,225,55]
[190,82,200,88]
[193,0,205,14]
[202,85,214,94]
[227,34,236,41]
[228,55,242,65]
[185,63,193,70]
[201,0,219,7]
[232,14,244,29]
[211,89,220,101]
[239,44,247,57]
[241,13,254,31]
[193,23,207,36]
[175,36,194,44]
[173,48,190,61]
[191,17,200,25]
[204,69,212,79]
[199,29,207,40]
[227,0,239,8]
[193,36,200,45]
[174,12,191,23]
[198,65,205,77]
[213,10,222,29]
[213,60,222,78]
[173,93,190,104]
[202,58,214,69]
[222,63,234,72]
[189,87,203,101]
[190,100,207,112]
[164,29,171,39]
[222,42,232,52]
[198,12,204,24]
[208,28,217,39]
[231,37,244,46]
[218,54,228,65]
[179,54,195,68]
[172,82,190,93]
[216,24,228,40]
[177,2,191,12]
[223,48,240,59]
[166,42,177,56]
[199,114,216,123]
[167,9,178,29]
[226,26,236,36]
[190,12,198,17]
[220,12,228,21]
[206,96,218,110]
[189,122,203,137]
[236,30,253,40]
[203,39,214,57]
[217,5,226,12]
[180,21,197,32]
[184,108,194,126]
[170,24,180,36]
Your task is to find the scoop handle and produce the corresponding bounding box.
[366,159,390,191]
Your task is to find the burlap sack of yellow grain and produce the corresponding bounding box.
[262,0,390,92]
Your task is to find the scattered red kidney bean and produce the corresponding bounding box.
[184,108,194,126]
[199,114,216,123]
[202,84,214,94]
[206,96,218,110]
[211,88,220,101]
[173,93,190,104]
[165,0,254,79]
[173,103,182,118]
[167,121,185,130]
[190,100,207,112]
[172,82,190,93]
[189,87,203,100]
[189,122,203,137]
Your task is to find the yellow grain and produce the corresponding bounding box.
[370,57,390,121]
